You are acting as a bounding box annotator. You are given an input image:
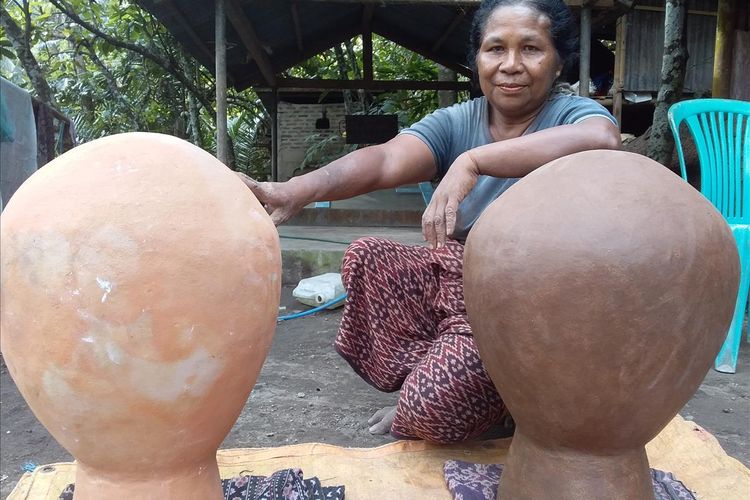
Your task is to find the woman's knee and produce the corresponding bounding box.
[341,237,392,285]
[392,375,496,443]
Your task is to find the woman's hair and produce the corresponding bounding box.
[467,0,579,83]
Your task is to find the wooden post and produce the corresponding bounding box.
[712,0,736,98]
[270,89,279,182]
[613,14,628,130]
[362,5,373,81]
[579,4,592,97]
[215,0,228,165]
[362,27,373,82]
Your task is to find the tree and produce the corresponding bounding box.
[0,2,56,108]
[1,3,461,179]
[1,0,271,173]
[647,0,689,166]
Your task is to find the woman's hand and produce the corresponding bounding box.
[422,152,480,248]
[235,172,308,225]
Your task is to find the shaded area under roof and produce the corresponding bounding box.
[136,0,622,91]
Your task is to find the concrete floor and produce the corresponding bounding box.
[1,285,748,498]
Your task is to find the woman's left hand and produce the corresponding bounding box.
[422,152,480,248]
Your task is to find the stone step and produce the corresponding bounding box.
[287,207,422,227]
[278,225,424,285]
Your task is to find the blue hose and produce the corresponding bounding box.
[278,293,348,321]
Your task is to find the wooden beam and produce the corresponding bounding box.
[225,0,277,86]
[166,0,215,64]
[565,0,612,5]
[373,25,472,77]
[295,0,613,5]
[291,2,304,52]
[579,3,592,97]
[362,4,374,81]
[215,0,228,165]
[235,26,361,89]
[262,77,472,92]
[591,1,634,31]
[431,9,466,52]
[712,0,736,98]
[633,5,717,16]
[297,0,482,5]
[613,14,627,129]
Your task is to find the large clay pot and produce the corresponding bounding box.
[0,133,281,499]
[464,150,738,499]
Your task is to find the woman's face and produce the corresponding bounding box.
[476,5,563,120]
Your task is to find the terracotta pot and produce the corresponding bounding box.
[464,150,738,499]
[0,133,281,499]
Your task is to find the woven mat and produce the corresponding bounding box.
[8,415,750,500]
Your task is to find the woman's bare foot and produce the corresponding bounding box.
[367,405,397,435]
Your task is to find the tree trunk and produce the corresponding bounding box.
[187,89,203,147]
[345,39,368,109]
[183,57,203,147]
[647,0,688,166]
[438,65,457,108]
[0,5,56,108]
[334,44,355,113]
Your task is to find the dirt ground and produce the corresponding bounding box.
[1,286,748,498]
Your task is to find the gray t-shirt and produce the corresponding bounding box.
[400,93,617,240]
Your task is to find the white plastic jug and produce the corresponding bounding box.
[292,272,346,309]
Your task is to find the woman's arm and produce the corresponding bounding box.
[238,134,437,225]
[422,117,621,248]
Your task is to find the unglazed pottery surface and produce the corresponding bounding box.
[0,132,281,499]
[464,150,739,500]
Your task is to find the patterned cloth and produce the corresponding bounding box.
[335,237,507,443]
[57,468,344,500]
[443,460,696,500]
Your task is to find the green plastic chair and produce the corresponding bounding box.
[668,98,750,373]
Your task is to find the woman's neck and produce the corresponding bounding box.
[487,103,544,142]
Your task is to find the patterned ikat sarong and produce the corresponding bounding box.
[335,237,506,443]
[58,469,345,500]
[442,460,696,500]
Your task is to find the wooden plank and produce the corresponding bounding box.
[362,4,374,81]
[226,0,277,86]
[215,0,228,165]
[291,2,304,52]
[265,77,472,92]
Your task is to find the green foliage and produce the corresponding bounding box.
[228,110,272,180]
[1,0,268,173]
[2,3,458,177]
[299,133,356,171]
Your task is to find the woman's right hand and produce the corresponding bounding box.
[235,172,308,225]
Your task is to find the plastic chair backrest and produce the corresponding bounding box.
[667,99,750,225]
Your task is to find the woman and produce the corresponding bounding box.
[240,0,621,443]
